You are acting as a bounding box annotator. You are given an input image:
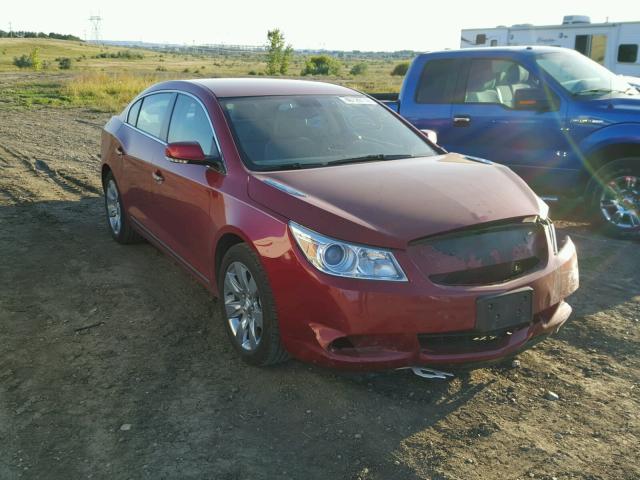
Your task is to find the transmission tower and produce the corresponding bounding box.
[88,15,102,43]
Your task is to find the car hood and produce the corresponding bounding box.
[247,153,547,249]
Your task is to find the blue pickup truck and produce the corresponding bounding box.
[382,46,640,236]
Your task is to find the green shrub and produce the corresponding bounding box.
[391,62,410,76]
[301,55,341,76]
[349,62,368,76]
[92,50,144,60]
[13,48,42,70]
[58,57,73,70]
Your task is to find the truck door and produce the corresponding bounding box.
[399,58,464,148]
[446,57,575,194]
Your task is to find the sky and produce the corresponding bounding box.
[3,1,636,51]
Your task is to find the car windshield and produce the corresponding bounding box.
[219,95,436,171]
[535,50,636,96]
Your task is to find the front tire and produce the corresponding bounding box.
[587,158,640,238]
[103,171,142,244]
[218,243,289,366]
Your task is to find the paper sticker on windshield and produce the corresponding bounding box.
[339,96,376,105]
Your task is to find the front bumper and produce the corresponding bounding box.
[263,234,579,371]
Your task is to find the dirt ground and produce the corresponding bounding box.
[0,99,638,480]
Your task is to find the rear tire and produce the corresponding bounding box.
[586,158,640,238]
[218,243,289,366]
[103,171,142,244]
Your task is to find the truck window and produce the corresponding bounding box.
[464,59,539,109]
[415,59,461,104]
[618,44,638,63]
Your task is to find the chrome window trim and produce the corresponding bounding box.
[124,89,227,173]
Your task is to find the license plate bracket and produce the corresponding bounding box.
[476,287,533,332]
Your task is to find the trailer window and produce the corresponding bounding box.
[618,44,638,63]
[574,34,607,64]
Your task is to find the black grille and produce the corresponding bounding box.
[412,218,549,286]
[418,328,523,354]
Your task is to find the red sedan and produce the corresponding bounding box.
[101,78,579,371]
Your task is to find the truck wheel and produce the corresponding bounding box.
[218,243,289,366]
[587,158,640,238]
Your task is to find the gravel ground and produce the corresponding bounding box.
[0,95,638,479]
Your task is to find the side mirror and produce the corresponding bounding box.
[165,142,224,171]
[420,129,438,144]
[165,142,206,164]
[513,88,554,112]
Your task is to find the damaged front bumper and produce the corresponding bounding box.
[275,230,578,370]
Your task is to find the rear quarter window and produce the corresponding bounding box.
[126,99,142,126]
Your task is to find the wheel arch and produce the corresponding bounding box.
[212,228,253,294]
[583,142,640,192]
[101,164,113,187]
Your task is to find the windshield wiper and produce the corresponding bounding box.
[263,162,325,171]
[328,154,416,166]
[572,88,630,96]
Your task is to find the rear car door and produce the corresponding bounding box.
[447,58,572,194]
[149,93,223,280]
[120,92,175,234]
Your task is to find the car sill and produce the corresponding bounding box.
[130,216,210,285]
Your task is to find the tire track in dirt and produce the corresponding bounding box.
[0,140,99,202]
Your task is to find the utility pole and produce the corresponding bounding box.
[88,15,102,44]
[8,21,12,38]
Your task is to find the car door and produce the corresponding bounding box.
[446,58,573,194]
[148,92,223,281]
[399,57,463,145]
[121,92,176,234]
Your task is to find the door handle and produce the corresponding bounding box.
[453,115,471,127]
[152,170,164,184]
[115,146,125,156]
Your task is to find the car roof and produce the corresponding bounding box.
[186,78,358,98]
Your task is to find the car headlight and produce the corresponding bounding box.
[289,222,407,281]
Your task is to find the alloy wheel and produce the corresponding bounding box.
[106,179,122,235]
[599,175,640,229]
[223,261,263,352]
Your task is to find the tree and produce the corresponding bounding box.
[391,61,410,76]
[265,29,293,75]
[301,55,341,76]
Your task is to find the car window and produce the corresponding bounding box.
[415,59,460,104]
[464,59,540,108]
[137,93,174,139]
[167,94,218,156]
[127,99,142,126]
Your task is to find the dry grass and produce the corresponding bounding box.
[0,38,409,111]
[63,72,163,111]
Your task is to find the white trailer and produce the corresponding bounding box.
[461,15,640,77]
